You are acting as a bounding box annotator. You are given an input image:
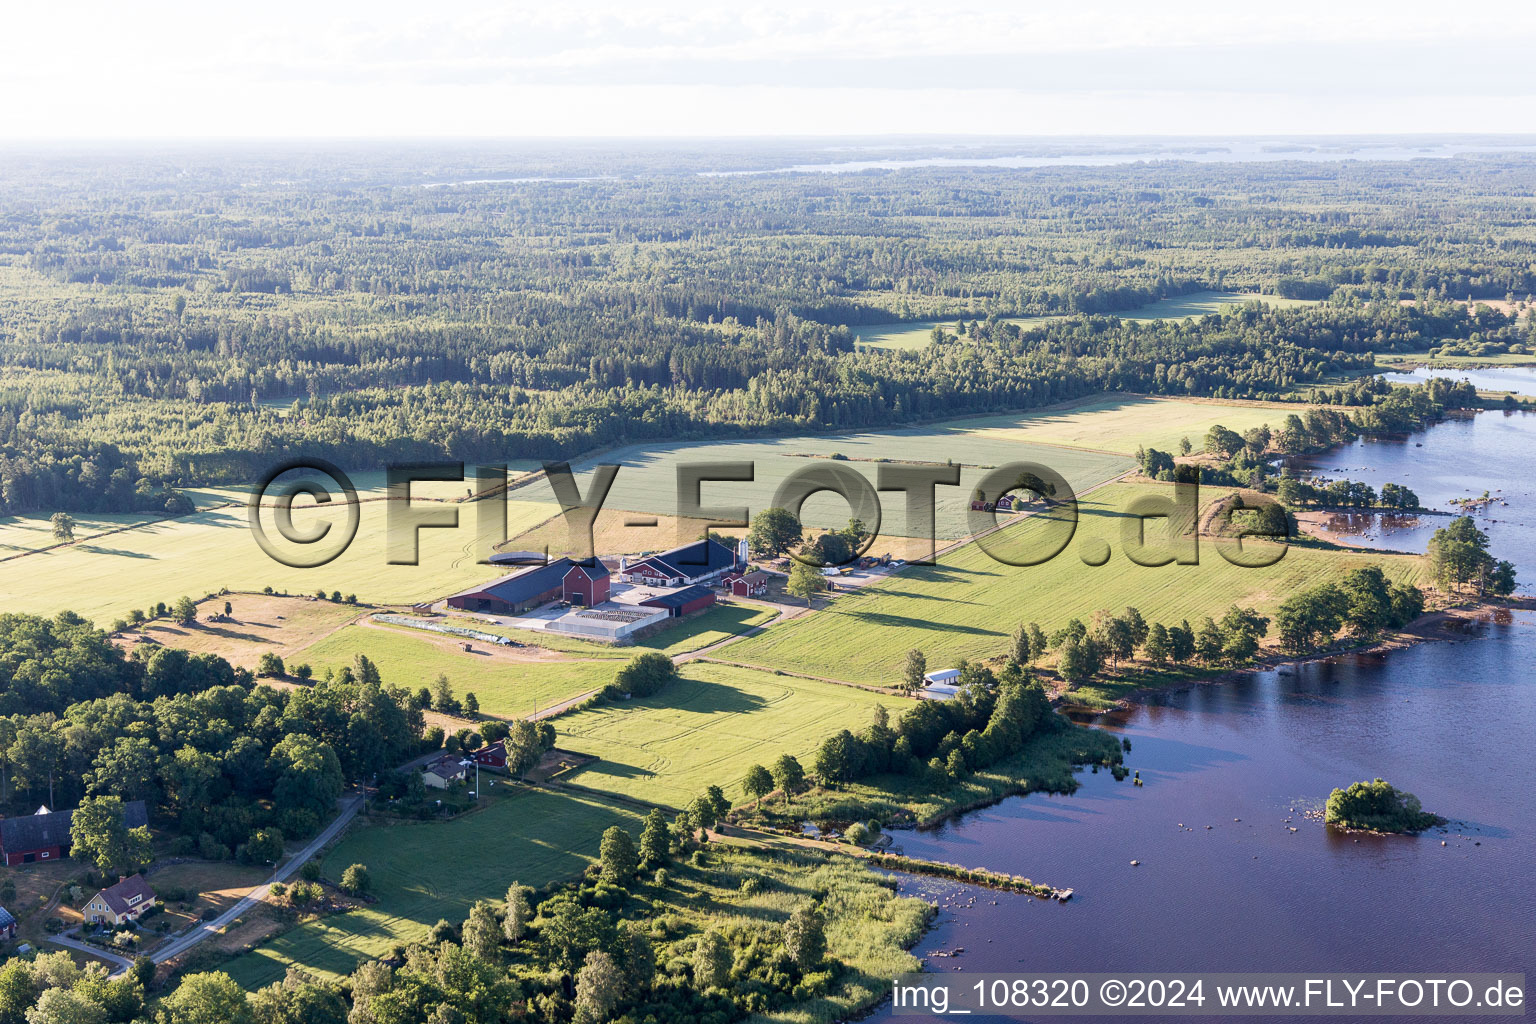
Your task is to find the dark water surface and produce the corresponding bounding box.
[865,621,1536,1022]
[1290,410,1536,591]
[865,412,1536,1022]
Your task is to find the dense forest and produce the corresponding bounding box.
[0,612,426,857]
[3,147,1536,510]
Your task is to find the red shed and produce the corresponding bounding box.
[639,585,716,618]
[561,563,610,606]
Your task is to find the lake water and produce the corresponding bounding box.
[865,411,1536,1022]
[708,141,1536,177]
[1380,366,1536,397]
[1288,409,1536,589]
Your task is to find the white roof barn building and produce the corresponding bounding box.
[922,668,961,700]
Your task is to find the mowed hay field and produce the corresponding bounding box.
[0,511,164,556]
[0,486,557,625]
[290,622,622,718]
[946,396,1302,458]
[513,430,1131,541]
[3,398,1291,623]
[224,787,641,988]
[1113,290,1319,321]
[556,661,894,809]
[726,481,1426,686]
[134,594,366,669]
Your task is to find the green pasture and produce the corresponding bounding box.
[724,482,1425,686]
[1114,290,1318,321]
[946,395,1299,456]
[0,511,162,556]
[292,623,621,718]
[472,602,781,659]
[556,662,894,809]
[223,787,641,988]
[853,315,1051,350]
[513,430,1131,542]
[851,291,1319,350]
[0,485,556,626]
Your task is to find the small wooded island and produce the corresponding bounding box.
[1325,778,1446,833]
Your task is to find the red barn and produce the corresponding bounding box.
[0,801,149,867]
[639,585,716,618]
[561,563,610,606]
[618,539,743,587]
[446,558,575,615]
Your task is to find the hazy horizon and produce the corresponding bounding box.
[6,1,1535,139]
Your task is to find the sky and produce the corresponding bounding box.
[5,0,1536,139]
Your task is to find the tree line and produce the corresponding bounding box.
[0,612,427,866]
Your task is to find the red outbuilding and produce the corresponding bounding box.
[469,740,508,769]
[561,563,611,606]
[639,585,716,618]
[730,571,770,597]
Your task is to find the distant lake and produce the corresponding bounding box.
[708,140,1536,177]
[1379,365,1536,396]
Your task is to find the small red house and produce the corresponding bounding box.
[730,571,770,597]
[469,740,507,769]
[561,563,610,606]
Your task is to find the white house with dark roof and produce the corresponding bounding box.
[422,756,469,789]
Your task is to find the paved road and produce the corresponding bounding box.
[45,932,137,973]
[144,793,367,970]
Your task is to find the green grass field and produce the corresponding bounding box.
[291,623,621,718]
[724,481,1425,686]
[556,662,894,809]
[474,602,780,659]
[1377,350,1536,369]
[0,487,556,625]
[853,315,1052,350]
[946,395,1300,456]
[223,787,642,988]
[0,397,1292,624]
[0,511,162,556]
[852,292,1319,350]
[522,429,1131,542]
